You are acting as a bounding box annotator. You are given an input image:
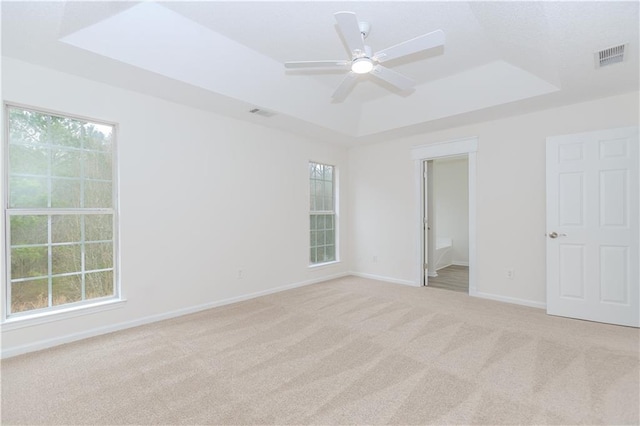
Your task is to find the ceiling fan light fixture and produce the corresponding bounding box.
[351,57,374,74]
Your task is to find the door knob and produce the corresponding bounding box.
[547,232,567,239]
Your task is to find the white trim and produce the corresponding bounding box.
[473,290,546,310]
[0,272,349,359]
[2,103,121,320]
[435,263,452,271]
[308,260,341,269]
[452,261,470,267]
[411,137,478,160]
[1,298,126,331]
[468,151,477,294]
[412,138,478,295]
[349,271,418,287]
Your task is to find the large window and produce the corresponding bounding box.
[309,162,336,264]
[4,105,118,317]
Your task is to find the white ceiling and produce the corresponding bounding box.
[2,1,639,145]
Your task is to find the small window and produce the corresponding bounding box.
[309,162,336,264]
[4,105,118,317]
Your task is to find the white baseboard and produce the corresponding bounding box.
[349,271,418,287]
[470,289,546,310]
[452,261,469,267]
[435,262,452,271]
[1,272,349,359]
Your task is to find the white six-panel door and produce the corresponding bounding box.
[546,126,639,327]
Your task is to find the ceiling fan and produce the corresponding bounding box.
[284,11,445,102]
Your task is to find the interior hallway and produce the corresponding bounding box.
[428,265,469,293]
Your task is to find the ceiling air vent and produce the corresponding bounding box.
[248,108,276,118]
[595,44,626,68]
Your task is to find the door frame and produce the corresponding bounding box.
[411,137,478,293]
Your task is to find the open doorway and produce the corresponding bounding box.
[411,137,477,294]
[424,156,469,293]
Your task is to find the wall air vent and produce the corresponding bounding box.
[248,108,276,118]
[595,44,626,68]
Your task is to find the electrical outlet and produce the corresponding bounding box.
[506,269,515,279]
[237,269,244,279]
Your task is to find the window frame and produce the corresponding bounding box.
[309,161,338,266]
[2,102,121,322]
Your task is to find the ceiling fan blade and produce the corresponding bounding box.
[285,60,350,69]
[374,29,445,63]
[370,65,415,91]
[332,72,358,102]
[334,11,365,55]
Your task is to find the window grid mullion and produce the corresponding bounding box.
[80,120,86,298]
[7,208,114,215]
[47,214,53,308]
[81,215,86,300]
[5,213,13,315]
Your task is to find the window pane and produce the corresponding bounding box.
[316,195,328,211]
[52,274,82,306]
[325,197,333,211]
[52,215,82,243]
[51,178,81,208]
[52,244,82,275]
[11,215,48,246]
[84,181,112,208]
[310,247,316,264]
[323,181,333,198]
[49,116,83,148]
[326,230,335,245]
[11,246,48,279]
[324,166,333,181]
[9,144,48,175]
[317,231,325,246]
[11,279,48,313]
[326,245,336,262]
[83,124,112,151]
[9,176,48,208]
[315,180,323,197]
[85,214,113,241]
[317,246,325,262]
[310,215,317,231]
[51,148,81,178]
[310,163,321,179]
[84,151,112,180]
[86,271,113,299]
[310,231,317,246]
[326,215,334,230]
[85,242,113,271]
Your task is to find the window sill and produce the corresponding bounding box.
[309,260,341,269]
[1,298,127,332]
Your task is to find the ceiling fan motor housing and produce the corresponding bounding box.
[359,21,371,38]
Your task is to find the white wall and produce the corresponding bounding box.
[349,91,639,307]
[434,157,469,265]
[0,58,349,356]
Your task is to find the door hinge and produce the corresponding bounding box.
[424,263,428,270]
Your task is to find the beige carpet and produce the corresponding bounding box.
[1,276,639,425]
